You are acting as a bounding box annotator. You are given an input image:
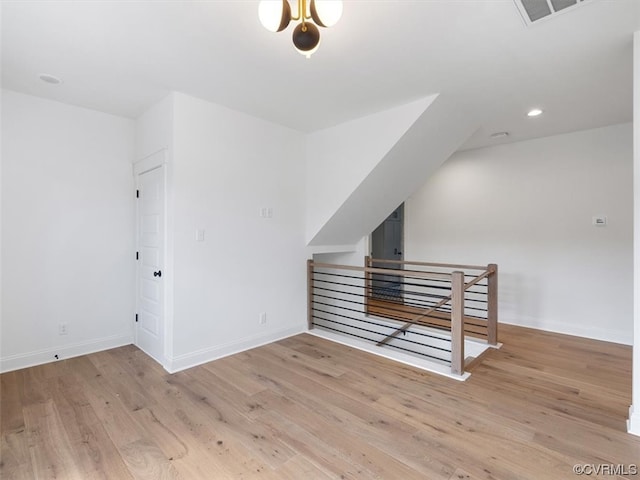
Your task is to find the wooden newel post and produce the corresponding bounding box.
[487,263,498,345]
[307,259,314,330]
[451,271,465,376]
[364,256,372,315]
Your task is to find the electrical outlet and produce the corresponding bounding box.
[59,323,68,335]
[259,312,267,325]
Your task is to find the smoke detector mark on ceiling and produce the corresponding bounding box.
[490,132,509,139]
[513,0,594,26]
[39,74,62,85]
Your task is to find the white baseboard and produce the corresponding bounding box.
[500,318,632,346]
[0,334,134,373]
[165,326,305,374]
[628,406,640,437]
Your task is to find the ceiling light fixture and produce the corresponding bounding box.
[258,0,343,58]
[527,108,543,117]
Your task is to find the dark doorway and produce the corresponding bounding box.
[370,204,404,300]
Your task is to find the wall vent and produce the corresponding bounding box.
[513,0,594,26]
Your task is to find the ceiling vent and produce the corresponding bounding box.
[513,0,594,25]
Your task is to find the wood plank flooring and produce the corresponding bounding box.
[2,324,639,479]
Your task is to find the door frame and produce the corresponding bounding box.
[133,149,172,370]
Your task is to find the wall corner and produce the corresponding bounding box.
[631,29,640,436]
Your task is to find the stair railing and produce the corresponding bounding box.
[307,257,498,376]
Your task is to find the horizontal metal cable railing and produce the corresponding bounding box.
[307,257,498,376]
[366,257,498,345]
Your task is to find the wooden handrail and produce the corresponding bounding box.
[376,293,454,346]
[311,261,452,281]
[464,269,492,290]
[374,266,498,351]
[372,260,497,348]
[376,270,468,373]
[370,258,488,271]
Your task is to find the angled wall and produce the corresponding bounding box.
[306,94,477,247]
[306,96,436,245]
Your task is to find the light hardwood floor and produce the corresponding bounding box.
[1,324,639,479]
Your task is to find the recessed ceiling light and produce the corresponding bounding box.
[490,132,509,138]
[527,108,543,117]
[39,73,62,85]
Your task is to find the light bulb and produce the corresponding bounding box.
[310,0,343,27]
[295,39,321,58]
[258,0,291,33]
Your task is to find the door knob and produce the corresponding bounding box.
[153,270,162,277]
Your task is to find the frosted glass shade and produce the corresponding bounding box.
[310,0,343,27]
[258,0,291,32]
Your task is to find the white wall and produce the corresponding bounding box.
[312,237,369,268]
[406,123,634,345]
[629,30,640,436]
[0,90,135,371]
[135,93,174,161]
[167,93,307,371]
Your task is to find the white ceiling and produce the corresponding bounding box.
[2,0,639,149]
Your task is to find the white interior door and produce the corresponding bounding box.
[136,165,165,363]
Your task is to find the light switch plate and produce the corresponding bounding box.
[259,207,273,218]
